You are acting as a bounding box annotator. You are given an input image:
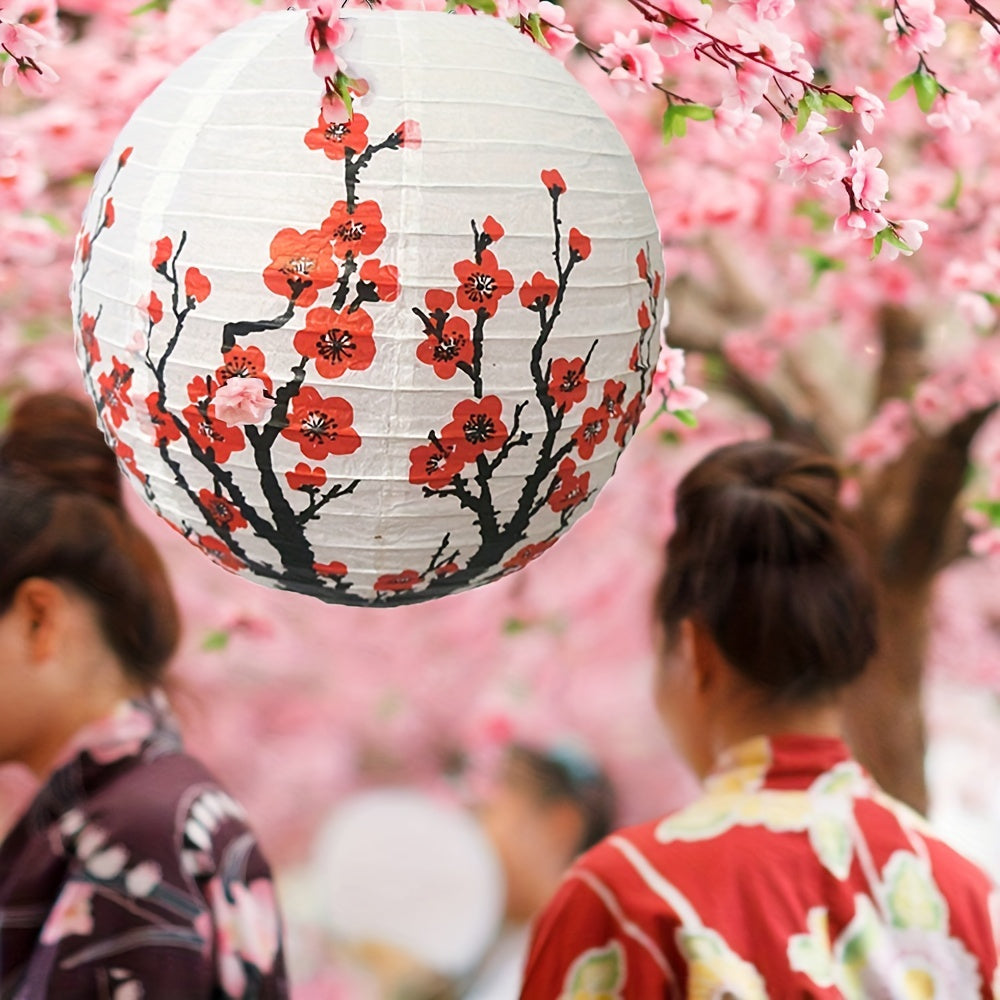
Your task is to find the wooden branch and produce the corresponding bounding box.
[874,304,925,408]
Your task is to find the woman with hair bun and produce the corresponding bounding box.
[0,393,287,999]
[520,440,1000,998]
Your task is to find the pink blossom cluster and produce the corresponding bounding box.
[0,0,59,95]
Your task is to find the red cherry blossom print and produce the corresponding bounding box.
[293,306,375,379]
[568,227,591,261]
[638,301,652,331]
[454,250,513,318]
[518,272,558,310]
[435,562,459,577]
[572,406,610,460]
[145,391,181,448]
[151,236,172,272]
[540,169,566,194]
[286,462,327,491]
[78,232,91,264]
[281,386,361,460]
[138,291,163,326]
[374,570,422,593]
[636,248,648,280]
[263,227,339,307]
[425,289,454,312]
[196,535,245,572]
[440,396,508,463]
[482,216,504,243]
[304,112,369,160]
[103,198,115,228]
[652,271,662,298]
[408,438,465,489]
[602,379,626,418]
[314,560,348,578]
[629,342,640,372]
[615,392,644,447]
[549,457,590,513]
[215,346,273,393]
[118,147,133,167]
[393,120,421,149]
[80,312,100,366]
[416,316,474,379]
[182,404,246,463]
[323,200,386,260]
[97,357,133,428]
[185,267,211,304]
[198,488,248,531]
[548,357,588,411]
[503,538,557,571]
[359,258,400,302]
[112,437,143,483]
[187,375,213,404]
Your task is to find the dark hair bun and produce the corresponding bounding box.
[0,393,122,507]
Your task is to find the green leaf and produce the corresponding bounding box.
[972,500,1000,526]
[981,291,1000,305]
[524,12,549,46]
[882,229,912,252]
[913,70,939,113]
[822,92,853,113]
[671,408,699,428]
[671,114,688,138]
[502,617,530,635]
[39,212,69,235]
[871,230,886,258]
[800,248,845,286]
[794,199,833,232]
[887,74,914,102]
[796,100,813,133]
[201,629,230,652]
[677,102,713,121]
[940,171,962,211]
[446,0,496,11]
[131,0,170,14]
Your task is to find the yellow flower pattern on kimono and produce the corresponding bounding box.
[679,927,769,1000]
[559,941,625,1000]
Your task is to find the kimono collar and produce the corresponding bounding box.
[705,733,855,797]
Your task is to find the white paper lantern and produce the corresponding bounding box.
[72,9,664,606]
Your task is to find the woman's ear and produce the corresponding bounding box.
[685,618,725,695]
[10,578,64,664]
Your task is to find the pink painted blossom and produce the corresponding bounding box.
[40,881,94,944]
[926,89,982,134]
[212,377,274,427]
[853,86,885,134]
[598,30,663,95]
[847,140,889,211]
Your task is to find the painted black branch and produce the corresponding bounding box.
[221,299,296,353]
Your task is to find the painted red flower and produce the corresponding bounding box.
[629,342,640,372]
[518,271,558,310]
[145,391,181,448]
[636,248,648,280]
[572,406,610,460]
[187,375,213,404]
[183,404,246,463]
[323,200,386,260]
[482,216,504,243]
[196,535,245,572]
[314,560,348,578]
[652,271,662,299]
[425,289,454,312]
[112,437,143,483]
[409,438,465,489]
[568,227,591,261]
[393,120,421,149]
[80,312,100,366]
[615,392,644,447]
[416,316,473,379]
[540,169,566,194]
[549,457,591,513]
[359,258,400,302]
[548,357,588,411]
[304,112,369,159]
[103,198,115,228]
[118,147,133,167]
[637,301,652,331]
[454,250,513,318]
[78,232,91,264]
[286,462,327,491]
[440,396,508,463]
[151,236,172,272]
[215,346,273,393]
[138,291,163,326]
[503,538,557,571]
[435,562,459,577]
[374,570,422,593]
[602,378,626,418]
[281,386,361,459]
[263,227,339,307]
[97,357,133,428]
[185,267,211,304]
[293,306,375,379]
[198,488,248,531]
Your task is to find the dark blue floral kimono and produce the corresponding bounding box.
[0,695,288,999]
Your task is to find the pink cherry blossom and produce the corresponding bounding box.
[834,207,889,240]
[734,10,803,71]
[212,377,274,427]
[880,218,929,261]
[926,89,982,134]
[731,0,795,21]
[853,86,885,134]
[776,117,845,187]
[845,398,915,470]
[650,0,710,57]
[598,29,663,95]
[847,140,889,211]
[714,105,763,144]
[981,22,1000,80]
[885,0,946,55]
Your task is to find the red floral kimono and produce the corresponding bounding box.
[520,735,1000,999]
[0,696,287,1000]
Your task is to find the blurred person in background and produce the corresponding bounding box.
[0,393,287,999]
[520,440,1000,997]
[467,741,615,1000]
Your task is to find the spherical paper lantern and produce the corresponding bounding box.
[72,9,665,606]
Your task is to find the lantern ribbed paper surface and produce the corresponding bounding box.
[72,9,665,606]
